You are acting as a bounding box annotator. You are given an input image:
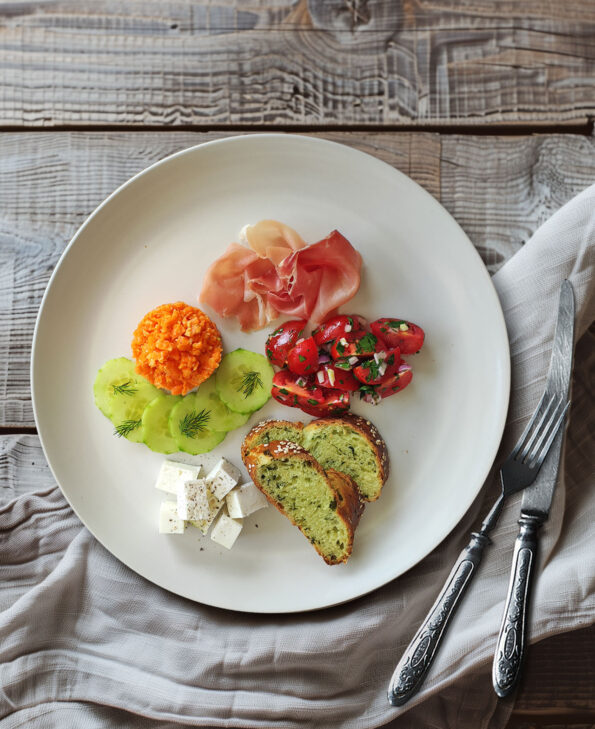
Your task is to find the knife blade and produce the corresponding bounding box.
[492,279,575,698]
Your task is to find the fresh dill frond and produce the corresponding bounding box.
[114,419,142,438]
[238,371,263,398]
[112,380,138,396]
[179,409,210,438]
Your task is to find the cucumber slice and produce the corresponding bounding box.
[109,376,161,444]
[215,349,273,414]
[169,393,226,455]
[142,394,181,454]
[195,377,250,433]
[93,357,138,418]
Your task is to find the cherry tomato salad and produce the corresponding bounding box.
[265,315,425,417]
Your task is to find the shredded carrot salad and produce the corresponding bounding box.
[132,302,222,395]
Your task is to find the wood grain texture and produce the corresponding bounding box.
[1,130,594,426]
[0,1,594,127]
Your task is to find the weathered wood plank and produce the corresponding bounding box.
[0,1,593,126]
[1,130,594,426]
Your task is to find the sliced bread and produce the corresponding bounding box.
[301,414,389,501]
[243,440,364,565]
[240,419,303,461]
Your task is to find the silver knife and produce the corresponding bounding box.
[492,279,575,697]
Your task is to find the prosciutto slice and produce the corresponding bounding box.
[269,230,362,326]
[199,222,362,331]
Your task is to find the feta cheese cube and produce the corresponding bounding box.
[226,482,269,519]
[189,484,224,535]
[210,512,243,549]
[159,501,185,534]
[155,460,202,495]
[177,479,211,521]
[206,458,242,500]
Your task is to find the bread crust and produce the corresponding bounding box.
[243,440,364,565]
[302,412,389,501]
[241,419,304,462]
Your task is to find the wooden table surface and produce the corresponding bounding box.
[1,2,593,727]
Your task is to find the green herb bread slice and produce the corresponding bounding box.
[241,419,304,461]
[301,413,389,502]
[243,440,364,565]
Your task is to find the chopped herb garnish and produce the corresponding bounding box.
[307,398,319,406]
[112,380,138,396]
[388,320,407,330]
[298,355,306,362]
[355,333,377,354]
[279,387,289,395]
[113,419,141,438]
[335,342,345,355]
[238,370,263,398]
[179,409,210,438]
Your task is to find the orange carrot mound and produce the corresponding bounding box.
[132,302,222,396]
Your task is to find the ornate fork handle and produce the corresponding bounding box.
[387,531,490,706]
[492,513,542,697]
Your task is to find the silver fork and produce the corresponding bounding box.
[387,391,570,706]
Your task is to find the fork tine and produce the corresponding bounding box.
[513,393,557,461]
[518,395,560,462]
[510,389,552,459]
[526,400,571,470]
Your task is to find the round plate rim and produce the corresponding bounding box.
[31,133,511,613]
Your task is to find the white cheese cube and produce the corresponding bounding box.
[155,460,202,495]
[206,458,242,500]
[189,484,224,535]
[177,479,211,521]
[159,501,185,534]
[210,512,243,549]
[226,482,269,519]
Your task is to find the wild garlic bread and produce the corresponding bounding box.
[241,419,304,458]
[241,414,388,563]
[243,441,364,565]
[242,414,388,502]
[301,414,388,501]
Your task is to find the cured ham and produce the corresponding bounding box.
[270,231,362,325]
[199,221,362,331]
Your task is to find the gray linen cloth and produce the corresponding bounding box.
[1,185,594,729]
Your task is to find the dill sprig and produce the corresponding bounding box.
[112,380,138,396]
[179,409,210,438]
[114,419,142,438]
[238,371,263,399]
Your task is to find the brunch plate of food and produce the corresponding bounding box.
[31,135,510,613]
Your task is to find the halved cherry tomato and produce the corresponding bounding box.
[265,319,307,367]
[271,369,315,409]
[376,363,413,399]
[315,363,360,392]
[271,370,350,416]
[286,336,319,376]
[353,348,401,385]
[370,318,425,355]
[330,331,382,360]
[312,314,366,348]
[299,391,350,417]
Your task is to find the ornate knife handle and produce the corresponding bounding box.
[492,514,542,698]
[387,531,490,707]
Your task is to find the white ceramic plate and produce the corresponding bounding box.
[32,134,510,613]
